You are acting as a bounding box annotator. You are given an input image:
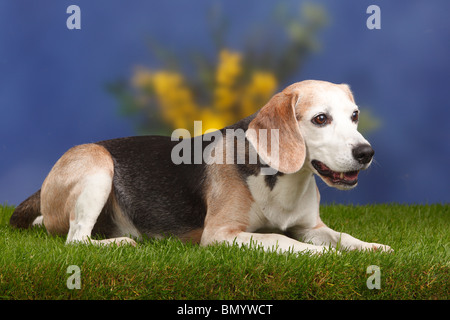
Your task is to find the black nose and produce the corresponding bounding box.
[352,144,374,164]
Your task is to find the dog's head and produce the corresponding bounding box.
[246,80,374,190]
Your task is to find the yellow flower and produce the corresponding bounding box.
[214,86,237,111]
[130,50,278,137]
[152,71,182,101]
[213,50,242,113]
[216,50,242,87]
[152,71,197,128]
[172,116,189,131]
[241,71,278,117]
[194,109,229,136]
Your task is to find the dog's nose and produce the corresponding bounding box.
[352,144,374,164]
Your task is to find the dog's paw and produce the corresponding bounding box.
[98,237,137,247]
[370,243,393,253]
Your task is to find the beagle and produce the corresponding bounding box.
[10,80,392,254]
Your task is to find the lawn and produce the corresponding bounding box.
[0,203,448,300]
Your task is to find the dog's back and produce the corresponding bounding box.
[96,136,208,239]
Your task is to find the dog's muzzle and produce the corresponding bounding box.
[311,160,359,186]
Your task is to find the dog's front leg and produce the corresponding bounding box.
[201,227,329,255]
[300,225,392,252]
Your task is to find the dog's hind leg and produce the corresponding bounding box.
[67,172,136,246]
[41,144,136,247]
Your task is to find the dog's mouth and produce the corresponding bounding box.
[311,160,359,187]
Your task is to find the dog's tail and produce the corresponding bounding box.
[10,189,42,229]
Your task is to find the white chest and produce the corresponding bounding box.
[246,170,319,232]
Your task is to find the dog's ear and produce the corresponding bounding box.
[246,91,306,174]
[339,83,355,103]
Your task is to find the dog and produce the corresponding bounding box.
[10,80,392,254]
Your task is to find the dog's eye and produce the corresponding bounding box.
[312,114,329,126]
[351,110,359,123]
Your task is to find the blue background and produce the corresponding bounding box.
[0,0,449,205]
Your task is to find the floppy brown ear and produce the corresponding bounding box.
[246,91,306,174]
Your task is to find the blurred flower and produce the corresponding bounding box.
[215,50,242,87]
[128,49,279,135]
[152,71,197,130]
[110,2,343,136]
[196,109,229,136]
[241,71,278,118]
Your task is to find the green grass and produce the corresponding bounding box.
[0,203,448,300]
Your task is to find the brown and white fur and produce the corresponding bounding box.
[10,80,392,254]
